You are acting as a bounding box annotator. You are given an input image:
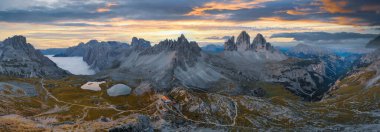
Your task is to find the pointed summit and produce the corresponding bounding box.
[178,34,189,43]
[252,33,267,49]
[3,35,28,48]
[224,36,236,51]
[236,31,250,51]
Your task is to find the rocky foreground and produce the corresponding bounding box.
[0,72,378,131]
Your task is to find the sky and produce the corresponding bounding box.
[0,0,379,49]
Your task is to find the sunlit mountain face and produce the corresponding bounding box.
[1,0,380,131]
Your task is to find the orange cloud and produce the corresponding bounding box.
[320,0,352,13]
[286,10,308,15]
[285,8,312,15]
[330,16,368,26]
[186,0,275,16]
[97,3,117,13]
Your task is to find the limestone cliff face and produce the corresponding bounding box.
[56,40,130,57]
[106,34,223,90]
[236,31,250,51]
[0,36,68,78]
[224,31,275,52]
[131,37,151,50]
[82,41,130,71]
[224,36,236,51]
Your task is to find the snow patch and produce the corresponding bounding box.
[80,81,105,91]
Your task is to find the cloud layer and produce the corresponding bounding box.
[0,0,379,48]
[0,0,379,25]
[271,32,378,46]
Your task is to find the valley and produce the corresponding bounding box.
[0,32,379,131]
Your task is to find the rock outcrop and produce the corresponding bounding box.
[140,34,201,68]
[109,114,153,132]
[224,36,236,51]
[90,32,340,100]
[236,31,250,51]
[103,34,225,91]
[83,40,130,71]
[56,40,129,57]
[251,33,274,51]
[131,37,151,50]
[224,31,275,52]
[0,36,68,78]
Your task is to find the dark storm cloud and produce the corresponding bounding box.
[0,0,379,27]
[0,0,205,23]
[270,32,377,41]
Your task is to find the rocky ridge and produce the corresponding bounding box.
[0,36,68,78]
[56,40,129,57]
[83,40,131,71]
[105,34,224,90]
[79,32,337,100]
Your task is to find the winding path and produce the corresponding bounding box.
[36,79,156,117]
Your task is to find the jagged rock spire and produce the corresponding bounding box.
[131,37,151,50]
[224,36,236,51]
[223,31,275,52]
[3,35,28,49]
[178,34,189,43]
[236,31,250,51]
[252,33,267,49]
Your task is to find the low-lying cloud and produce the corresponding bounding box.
[271,32,377,41]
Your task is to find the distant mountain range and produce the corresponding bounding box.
[42,31,348,100]
[1,32,380,131]
[201,44,224,53]
[366,35,380,48]
[39,48,66,55]
[3,31,376,100]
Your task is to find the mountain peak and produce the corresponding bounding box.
[178,34,188,43]
[252,33,266,46]
[131,37,151,50]
[224,31,275,52]
[236,31,250,51]
[4,35,27,45]
[3,35,34,50]
[224,36,236,51]
[0,35,68,78]
[87,40,99,44]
